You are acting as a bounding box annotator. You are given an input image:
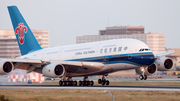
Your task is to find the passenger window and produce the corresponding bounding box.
[104,48,107,53]
[139,49,142,51]
[145,49,148,51]
[109,48,112,52]
[142,49,144,51]
[118,47,122,52]
[100,49,103,53]
[113,47,117,52]
[124,47,128,51]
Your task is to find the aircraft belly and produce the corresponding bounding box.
[66,65,113,77]
[66,63,140,77]
[111,63,140,71]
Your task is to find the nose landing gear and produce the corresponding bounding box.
[139,75,147,80]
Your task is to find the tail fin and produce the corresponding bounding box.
[8,6,42,55]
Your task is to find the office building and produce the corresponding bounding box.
[99,25,144,35]
[0,29,49,58]
[77,26,165,53]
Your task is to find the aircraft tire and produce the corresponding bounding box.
[70,81,73,86]
[90,81,94,86]
[87,81,90,86]
[144,75,147,80]
[59,80,63,86]
[63,81,66,86]
[98,79,102,84]
[106,80,109,85]
[139,75,144,80]
[83,81,86,86]
[102,81,105,86]
[74,81,77,86]
[79,81,82,86]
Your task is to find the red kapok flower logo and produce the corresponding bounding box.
[15,23,27,44]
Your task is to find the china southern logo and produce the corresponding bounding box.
[15,23,27,44]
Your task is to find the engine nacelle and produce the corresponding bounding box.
[42,63,65,78]
[155,57,173,71]
[0,61,14,75]
[135,63,157,75]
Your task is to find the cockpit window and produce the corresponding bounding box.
[139,48,150,52]
[145,49,148,51]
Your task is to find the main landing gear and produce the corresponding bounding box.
[59,77,78,86]
[79,76,94,86]
[98,75,109,86]
[59,76,94,86]
[139,75,147,80]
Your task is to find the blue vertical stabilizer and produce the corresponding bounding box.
[8,6,42,55]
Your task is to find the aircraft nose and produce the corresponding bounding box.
[151,54,156,63]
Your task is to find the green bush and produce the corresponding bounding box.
[0,95,9,101]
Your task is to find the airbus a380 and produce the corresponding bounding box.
[0,6,174,86]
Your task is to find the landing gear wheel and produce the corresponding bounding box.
[90,81,94,86]
[98,79,102,84]
[102,81,105,86]
[144,75,147,80]
[74,81,77,86]
[83,81,86,86]
[105,80,109,85]
[59,80,63,86]
[79,81,82,86]
[63,81,67,86]
[70,81,73,86]
[139,75,144,80]
[87,81,90,86]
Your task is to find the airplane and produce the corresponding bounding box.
[0,5,174,86]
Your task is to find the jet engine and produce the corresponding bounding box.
[0,61,14,75]
[135,63,157,76]
[42,63,65,78]
[155,57,173,71]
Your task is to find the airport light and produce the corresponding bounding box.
[102,90,114,101]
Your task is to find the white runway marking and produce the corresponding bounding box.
[0,85,179,92]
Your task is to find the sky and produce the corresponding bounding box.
[0,0,180,48]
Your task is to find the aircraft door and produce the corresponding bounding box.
[128,50,132,59]
[104,48,109,62]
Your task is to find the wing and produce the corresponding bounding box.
[0,58,106,77]
[154,50,174,58]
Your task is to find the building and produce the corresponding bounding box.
[99,25,144,35]
[8,71,44,83]
[0,29,49,58]
[77,32,165,53]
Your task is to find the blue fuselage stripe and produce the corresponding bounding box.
[67,52,155,66]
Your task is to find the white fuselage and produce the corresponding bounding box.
[18,39,155,76]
